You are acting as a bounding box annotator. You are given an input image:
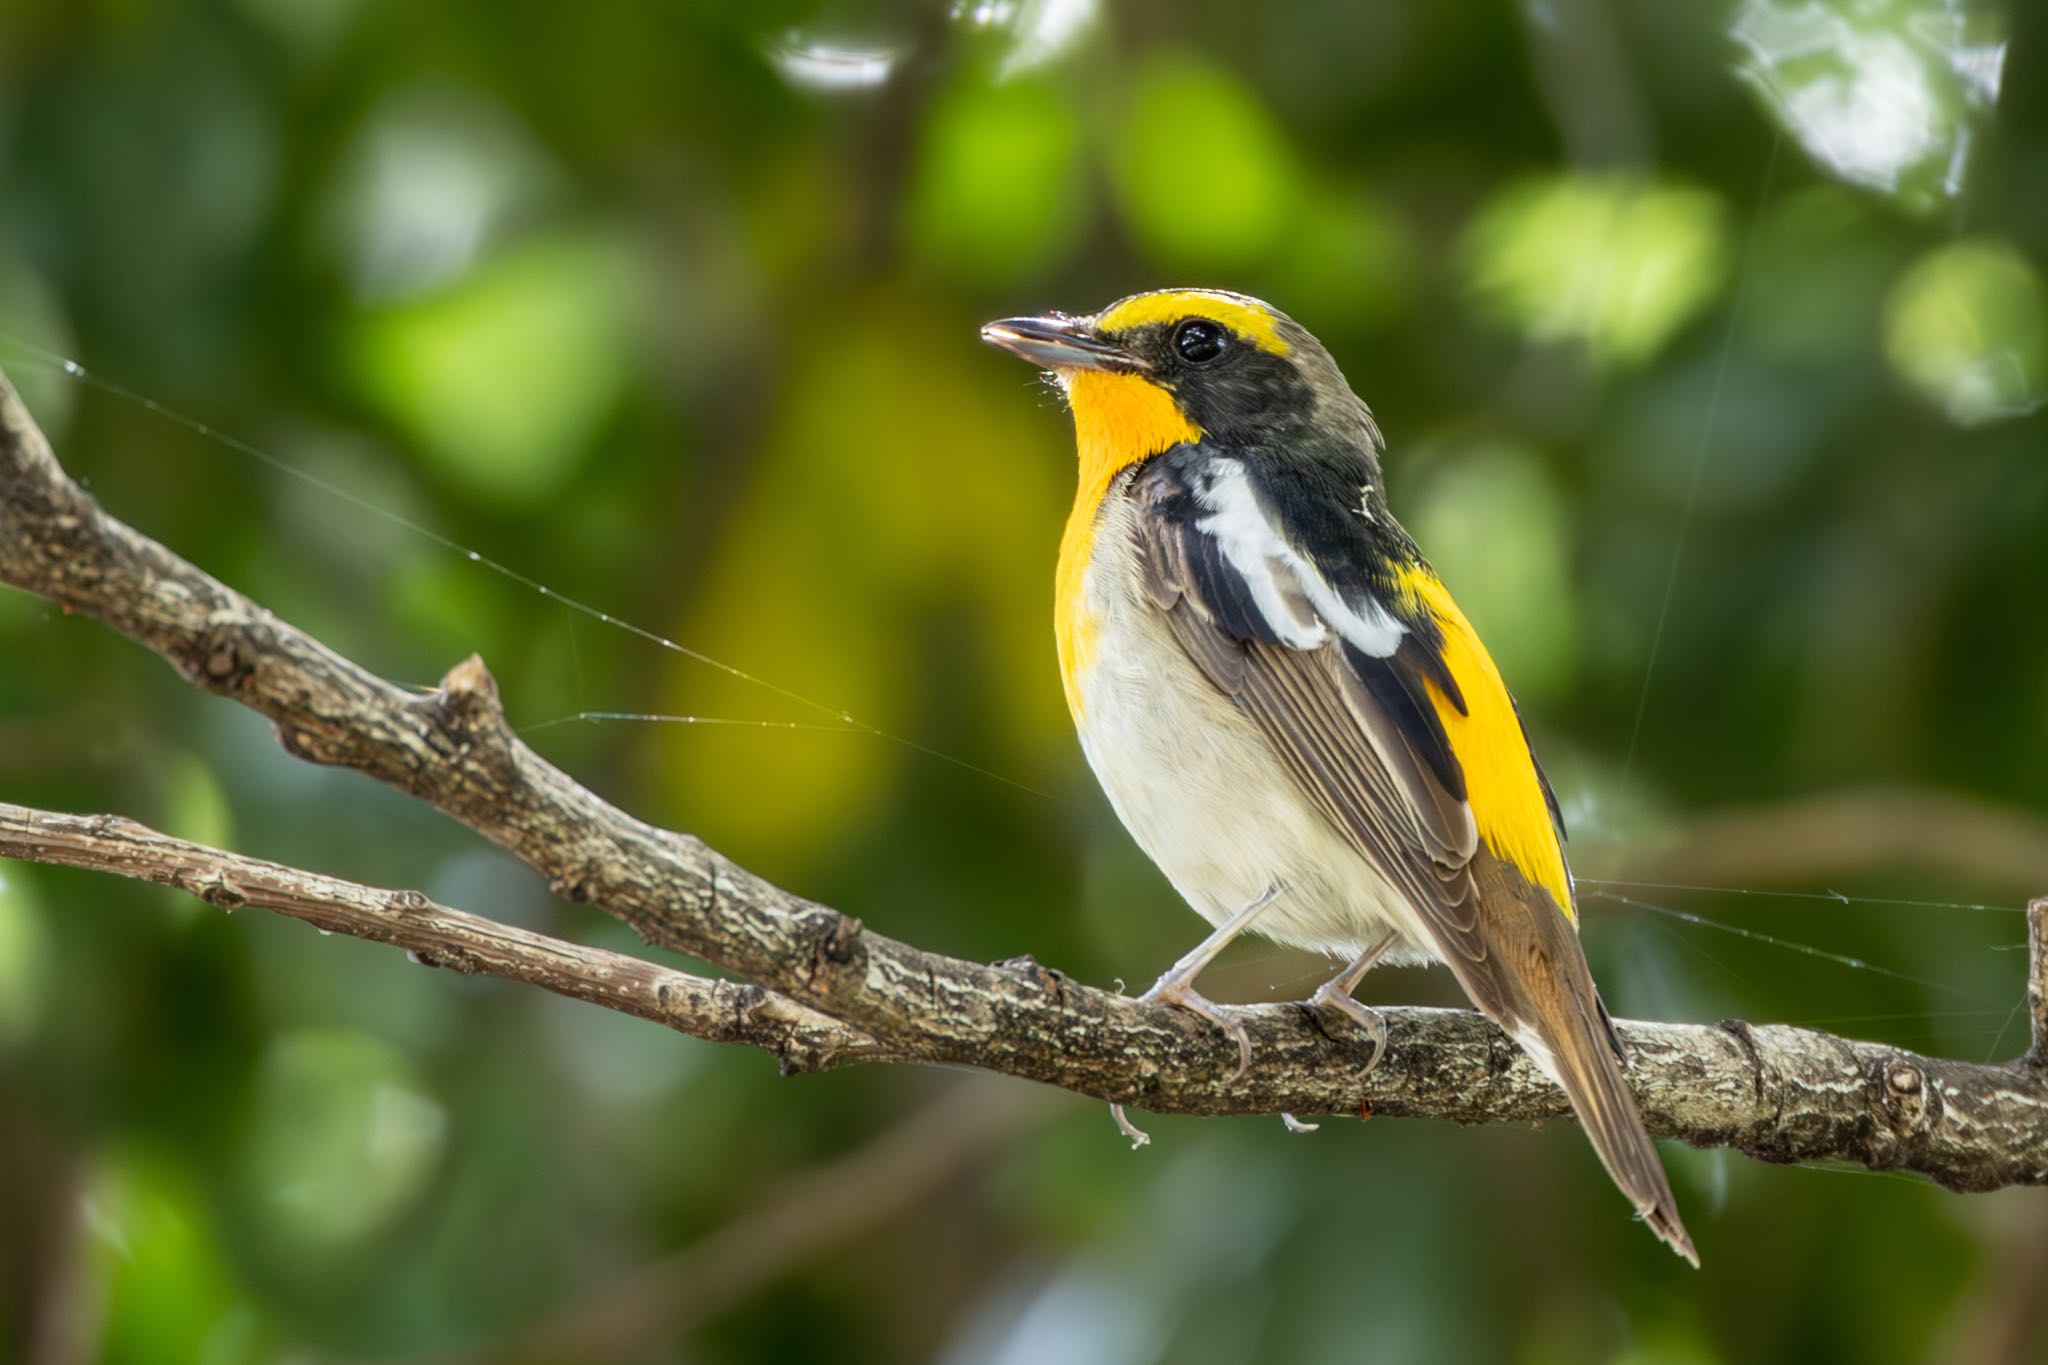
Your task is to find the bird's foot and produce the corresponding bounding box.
[1124,885,1280,1081]
[1310,979,1387,1074]
[1141,972,1254,1076]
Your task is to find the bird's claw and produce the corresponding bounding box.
[1142,976,1254,1076]
[1311,982,1388,1074]
[1109,1102,1152,1148]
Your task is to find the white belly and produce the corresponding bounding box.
[1068,510,1438,966]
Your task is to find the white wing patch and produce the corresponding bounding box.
[1193,459,1406,658]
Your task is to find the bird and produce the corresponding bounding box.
[981,288,1696,1266]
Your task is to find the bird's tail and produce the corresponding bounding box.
[1514,967,1698,1267]
[1459,862,1697,1266]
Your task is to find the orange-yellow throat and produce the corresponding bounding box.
[1054,371,1201,715]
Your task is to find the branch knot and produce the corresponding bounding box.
[995,954,1065,1003]
[801,910,865,985]
[194,621,258,693]
[435,654,503,729]
[1878,1055,1940,1139]
[190,870,248,911]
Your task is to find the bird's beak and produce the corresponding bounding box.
[980,315,1143,373]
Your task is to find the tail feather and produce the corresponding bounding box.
[1516,995,1698,1268]
[1457,859,1698,1267]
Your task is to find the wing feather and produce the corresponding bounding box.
[1131,456,1492,969]
[1124,451,1693,1264]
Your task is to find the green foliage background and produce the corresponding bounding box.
[2,1,2045,1360]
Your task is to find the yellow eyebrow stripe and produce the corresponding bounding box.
[1095,290,1292,356]
[1396,565,1575,918]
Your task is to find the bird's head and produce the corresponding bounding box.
[981,288,1379,465]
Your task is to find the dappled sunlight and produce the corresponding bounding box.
[766,33,905,92]
[767,0,1100,93]
[957,0,1101,80]
[1732,0,2008,205]
[1884,237,2047,424]
[321,87,557,303]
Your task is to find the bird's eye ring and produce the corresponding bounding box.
[1172,318,1228,365]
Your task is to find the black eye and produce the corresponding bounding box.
[1172,318,1228,365]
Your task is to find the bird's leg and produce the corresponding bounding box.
[1108,888,1282,1145]
[1278,933,1400,1131]
[1134,884,1281,1077]
[1308,930,1400,1074]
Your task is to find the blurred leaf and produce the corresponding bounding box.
[321,86,558,302]
[1883,236,2047,425]
[1462,175,1728,365]
[1608,1323,1732,1365]
[658,491,900,860]
[89,1150,270,1365]
[0,865,48,1045]
[231,0,365,60]
[344,233,637,507]
[905,76,1085,285]
[1731,0,2008,208]
[1407,441,1578,702]
[240,1029,446,1260]
[0,257,78,436]
[959,0,1103,80]
[658,297,1066,861]
[1108,52,1305,271]
[157,750,235,853]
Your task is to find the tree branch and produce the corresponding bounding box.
[0,802,879,1070]
[3,363,2046,1195]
